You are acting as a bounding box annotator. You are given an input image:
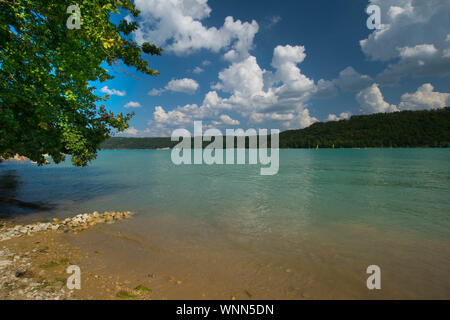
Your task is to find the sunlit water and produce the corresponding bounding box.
[1,149,449,298]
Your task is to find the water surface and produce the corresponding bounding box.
[1,149,449,298]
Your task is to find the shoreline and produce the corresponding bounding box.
[2,209,449,300]
[0,211,156,300]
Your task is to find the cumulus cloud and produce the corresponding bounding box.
[166,78,200,93]
[356,83,399,113]
[219,114,240,125]
[270,45,315,99]
[100,86,126,97]
[193,66,204,74]
[334,67,373,92]
[327,112,351,122]
[133,1,450,136]
[117,127,154,137]
[313,79,338,99]
[283,109,319,129]
[149,78,199,96]
[312,66,374,99]
[360,0,450,83]
[148,88,164,96]
[399,83,450,110]
[214,56,265,97]
[147,45,322,135]
[127,1,323,135]
[134,0,258,58]
[123,127,139,135]
[397,44,438,59]
[212,46,315,116]
[124,101,142,108]
[356,83,450,114]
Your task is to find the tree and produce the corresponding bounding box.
[0,0,162,166]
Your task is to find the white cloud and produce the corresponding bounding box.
[117,127,154,137]
[166,78,199,93]
[313,79,338,98]
[399,83,450,110]
[100,86,126,97]
[334,67,373,92]
[282,108,319,129]
[149,78,199,96]
[126,1,450,136]
[270,45,315,99]
[147,47,320,135]
[220,114,240,125]
[214,56,265,98]
[148,88,164,96]
[356,83,399,113]
[193,66,204,74]
[134,0,258,58]
[123,127,138,135]
[398,44,438,59]
[360,0,450,83]
[126,1,330,134]
[443,48,450,58]
[327,112,351,122]
[312,67,373,98]
[272,45,306,68]
[124,101,142,108]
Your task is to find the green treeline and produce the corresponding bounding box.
[280,107,450,148]
[100,137,176,149]
[100,108,450,150]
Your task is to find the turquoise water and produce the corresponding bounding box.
[2,149,449,238]
[1,149,450,298]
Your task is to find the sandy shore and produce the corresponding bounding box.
[3,210,448,300]
[0,211,157,300]
[0,211,266,300]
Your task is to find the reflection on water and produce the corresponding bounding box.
[0,161,129,219]
[0,170,20,197]
[0,170,24,218]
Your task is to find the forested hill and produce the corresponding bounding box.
[100,107,450,149]
[100,137,176,150]
[280,107,450,148]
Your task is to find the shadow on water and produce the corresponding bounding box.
[0,169,57,219]
[0,165,129,220]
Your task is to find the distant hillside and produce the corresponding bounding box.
[280,107,450,148]
[100,137,176,150]
[100,108,450,149]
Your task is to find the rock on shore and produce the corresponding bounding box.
[0,211,134,242]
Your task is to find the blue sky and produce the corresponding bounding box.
[98,0,450,137]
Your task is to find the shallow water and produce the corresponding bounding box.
[1,149,449,298]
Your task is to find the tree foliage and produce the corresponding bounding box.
[0,0,162,165]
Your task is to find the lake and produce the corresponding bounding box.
[1,149,449,299]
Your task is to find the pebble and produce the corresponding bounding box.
[0,211,135,242]
[0,248,67,300]
[0,211,135,300]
